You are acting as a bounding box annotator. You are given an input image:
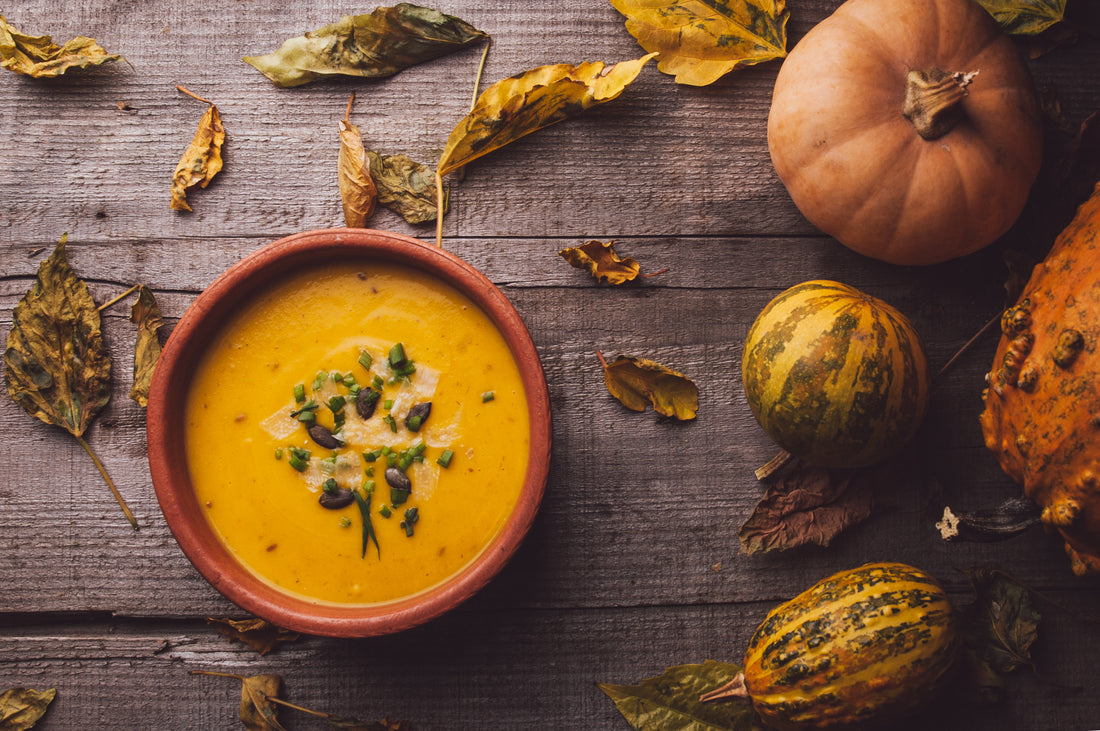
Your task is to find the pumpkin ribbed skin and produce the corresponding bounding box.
[980,182,1100,576]
[744,562,957,731]
[741,280,930,468]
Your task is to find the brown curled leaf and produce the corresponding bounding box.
[243,5,487,88]
[0,15,123,77]
[338,96,377,228]
[192,672,287,731]
[367,151,445,224]
[559,240,640,285]
[171,88,225,212]
[599,352,698,420]
[129,285,163,408]
[206,617,300,656]
[0,687,57,731]
[437,53,657,176]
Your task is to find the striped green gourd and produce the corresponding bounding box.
[727,563,957,730]
[741,280,930,468]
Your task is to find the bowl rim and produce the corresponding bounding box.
[146,228,552,637]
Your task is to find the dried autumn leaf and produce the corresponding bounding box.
[171,88,225,212]
[206,617,300,656]
[559,240,640,285]
[963,567,1041,675]
[4,236,136,528]
[0,687,56,731]
[243,4,487,88]
[599,660,765,731]
[976,0,1066,35]
[338,98,378,228]
[0,15,122,77]
[738,466,873,554]
[193,672,287,731]
[599,352,698,420]
[437,53,658,176]
[367,151,445,224]
[608,0,788,87]
[129,285,163,408]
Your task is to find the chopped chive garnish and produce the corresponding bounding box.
[289,447,311,460]
[312,378,323,391]
[321,477,338,493]
[330,371,343,382]
[437,449,454,468]
[383,414,397,433]
[379,505,392,518]
[297,410,317,425]
[348,383,361,396]
[383,399,394,410]
[289,455,308,471]
[482,391,495,402]
[352,489,380,559]
[381,446,392,456]
[339,517,352,528]
[358,351,373,370]
[293,384,306,403]
[343,374,357,387]
[289,401,320,417]
[413,454,424,463]
[390,487,410,505]
[274,448,284,460]
[387,453,398,467]
[364,448,382,462]
[372,375,384,390]
[333,412,346,432]
[364,479,376,494]
[398,455,413,471]
[401,519,415,537]
[328,395,346,412]
[407,415,422,432]
[365,466,374,476]
[410,441,427,457]
[388,343,407,368]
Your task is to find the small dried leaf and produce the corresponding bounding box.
[171,100,225,212]
[437,53,657,176]
[738,466,874,554]
[367,151,445,224]
[206,617,300,656]
[976,0,1066,35]
[5,235,110,438]
[600,353,698,420]
[238,674,286,731]
[243,5,487,88]
[129,285,163,408]
[0,15,122,77]
[559,240,640,285]
[609,0,788,86]
[339,117,378,228]
[599,661,764,731]
[0,687,56,731]
[963,567,1041,675]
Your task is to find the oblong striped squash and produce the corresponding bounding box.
[741,280,930,468]
[743,562,957,730]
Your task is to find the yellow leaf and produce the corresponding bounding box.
[171,88,225,212]
[599,352,698,420]
[437,53,657,176]
[0,15,122,77]
[609,0,788,86]
[338,99,377,228]
[128,285,163,408]
[559,240,640,285]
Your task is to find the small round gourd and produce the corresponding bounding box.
[741,280,930,468]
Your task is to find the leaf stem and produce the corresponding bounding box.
[97,284,140,312]
[937,312,1001,379]
[641,267,670,278]
[754,449,793,481]
[470,38,491,111]
[76,434,138,529]
[266,696,327,718]
[595,350,608,369]
[176,85,212,105]
[435,171,444,248]
[345,92,355,124]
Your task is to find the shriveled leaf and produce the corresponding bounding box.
[5,235,110,438]
[206,617,300,656]
[976,0,1066,35]
[237,674,286,731]
[608,0,788,86]
[738,466,874,554]
[438,53,658,176]
[243,5,487,88]
[366,151,444,224]
[171,97,225,212]
[129,285,163,408]
[559,240,640,285]
[963,567,1041,675]
[0,687,56,731]
[599,661,764,731]
[339,117,378,228]
[600,353,698,420]
[0,15,122,77]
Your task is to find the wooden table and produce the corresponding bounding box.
[2,1,1099,728]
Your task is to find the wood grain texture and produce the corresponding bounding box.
[2,0,1100,727]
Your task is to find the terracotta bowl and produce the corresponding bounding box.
[147,229,551,637]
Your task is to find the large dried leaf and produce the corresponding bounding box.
[738,466,874,554]
[608,0,788,86]
[243,4,487,88]
[5,235,110,438]
[963,567,1041,675]
[171,96,225,212]
[0,15,122,77]
[600,353,698,420]
[599,661,764,731]
[0,688,56,731]
[559,240,640,285]
[129,285,163,408]
[437,53,657,176]
[367,151,445,224]
[339,117,378,228]
[206,617,300,656]
[977,0,1066,35]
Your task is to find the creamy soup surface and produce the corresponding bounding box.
[184,260,530,605]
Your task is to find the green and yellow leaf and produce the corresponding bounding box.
[0,687,56,731]
[367,151,446,224]
[437,53,657,176]
[976,0,1066,35]
[129,285,163,408]
[559,240,640,285]
[599,352,698,420]
[170,88,225,212]
[0,15,122,77]
[608,0,788,86]
[243,4,487,88]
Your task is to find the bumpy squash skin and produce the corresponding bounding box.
[742,281,931,468]
[767,0,1042,266]
[744,563,957,731]
[980,183,1100,575]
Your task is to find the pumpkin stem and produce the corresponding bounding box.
[902,68,978,140]
[700,672,750,703]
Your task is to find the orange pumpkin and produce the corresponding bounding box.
[767,0,1042,266]
[980,182,1100,576]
